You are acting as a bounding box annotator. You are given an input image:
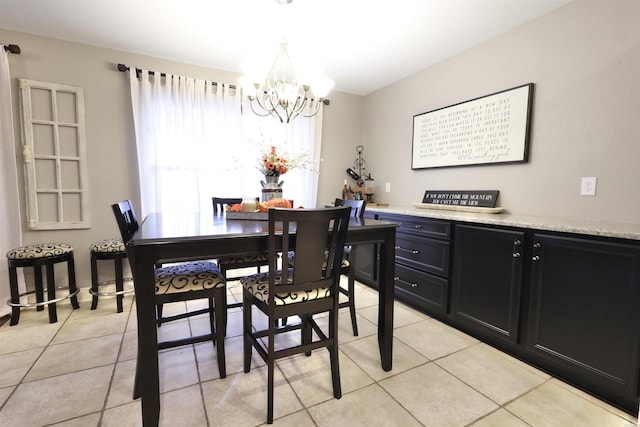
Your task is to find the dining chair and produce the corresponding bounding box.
[333,198,366,336]
[241,206,351,424]
[286,198,366,336]
[111,200,227,384]
[212,196,274,328]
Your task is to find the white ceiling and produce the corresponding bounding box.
[0,0,570,95]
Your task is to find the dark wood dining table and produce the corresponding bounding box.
[126,211,398,426]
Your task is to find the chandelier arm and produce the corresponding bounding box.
[252,93,286,123]
[297,99,323,118]
[248,100,274,118]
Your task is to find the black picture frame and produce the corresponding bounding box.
[411,83,534,169]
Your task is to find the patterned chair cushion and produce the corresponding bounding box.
[217,253,273,267]
[241,269,330,306]
[155,261,225,295]
[6,243,74,260]
[286,252,349,269]
[90,238,126,253]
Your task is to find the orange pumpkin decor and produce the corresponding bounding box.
[265,198,293,208]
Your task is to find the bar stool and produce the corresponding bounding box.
[6,242,80,326]
[89,238,134,313]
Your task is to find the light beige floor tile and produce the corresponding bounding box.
[101,401,142,427]
[156,319,192,344]
[0,322,59,354]
[70,290,134,319]
[263,409,315,427]
[0,386,14,406]
[49,412,101,426]
[341,335,428,381]
[118,330,138,362]
[106,359,136,408]
[158,346,199,393]
[0,365,112,426]
[394,318,478,360]
[358,299,429,329]
[52,312,129,344]
[307,383,421,427]
[436,343,547,404]
[312,311,378,344]
[194,334,265,382]
[550,378,637,423]
[201,367,303,426]
[25,334,122,381]
[0,348,42,387]
[158,384,208,426]
[470,409,530,426]
[507,381,632,427]
[277,350,373,407]
[381,363,498,426]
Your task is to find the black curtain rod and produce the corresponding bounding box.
[117,62,329,105]
[3,44,21,54]
[117,63,233,88]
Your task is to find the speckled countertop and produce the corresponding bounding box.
[366,204,640,241]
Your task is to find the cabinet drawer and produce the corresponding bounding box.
[395,233,450,277]
[378,213,450,240]
[395,263,447,315]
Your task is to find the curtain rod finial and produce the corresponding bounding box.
[3,44,21,54]
[117,63,129,72]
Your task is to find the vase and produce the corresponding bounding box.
[261,175,283,201]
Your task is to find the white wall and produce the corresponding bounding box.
[362,0,640,224]
[0,29,362,287]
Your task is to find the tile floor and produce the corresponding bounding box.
[0,277,637,427]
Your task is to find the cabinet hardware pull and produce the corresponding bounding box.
[532,255,540,261]
[414,225,423,229]
[395,246,419,254]
[533,242,541,248]
[513,252,521,258]
[514,239,522,245]
[394,276,400,280]
[411,283,418,288]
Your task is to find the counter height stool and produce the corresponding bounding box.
[6,242,80,326]
[89,238,134,313]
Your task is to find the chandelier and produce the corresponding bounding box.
[239,0,334,123]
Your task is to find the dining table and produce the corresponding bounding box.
[126,210,398,426]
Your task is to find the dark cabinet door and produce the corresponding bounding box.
[451,224,525,345]
[527,233,640,410]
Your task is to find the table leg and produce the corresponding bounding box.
[378,227,395,371]
[130,248,161,427]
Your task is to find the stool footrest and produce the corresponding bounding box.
[7,288,80,308]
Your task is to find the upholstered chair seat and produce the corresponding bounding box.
[155,261,226,295]
[241,269,330,306]
[89,238,133,313]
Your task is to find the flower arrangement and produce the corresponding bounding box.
[258,144,312,177]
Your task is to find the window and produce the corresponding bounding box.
[18,78,90,229]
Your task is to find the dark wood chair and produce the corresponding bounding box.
[111,200,227,393]
[240,206,351,424]
[334,198,366,336]
[212,197,274,326]
[286,198,366,336]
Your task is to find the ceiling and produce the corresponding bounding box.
[0,0,570,95]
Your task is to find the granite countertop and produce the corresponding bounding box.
[366,204,640,241]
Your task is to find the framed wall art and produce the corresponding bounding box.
[411,83,533,170]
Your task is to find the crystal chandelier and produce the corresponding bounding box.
[239,0,334,123]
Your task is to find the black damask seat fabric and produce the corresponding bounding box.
[240,206,351,424]
[89,238,133,313]
[6,242,80,325]
[112,200,227,388]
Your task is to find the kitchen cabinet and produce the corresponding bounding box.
[526,233,640,412]
[376,213,451,316]
[451,224,525,346]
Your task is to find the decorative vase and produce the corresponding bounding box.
[261,175,283,201]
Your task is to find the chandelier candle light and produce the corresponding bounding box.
[239,0,334,123]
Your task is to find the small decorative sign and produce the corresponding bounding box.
[422,190,499,208]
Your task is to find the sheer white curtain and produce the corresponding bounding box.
[0,46,24,317]
[128,69,323,220]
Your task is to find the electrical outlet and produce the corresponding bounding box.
[580,177,597,196]
[385,182,391,193]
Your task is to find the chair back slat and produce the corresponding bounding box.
[212,197,243,216]
[334,198,366,219]
[111,200,139,244]
[268,207,351,301]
